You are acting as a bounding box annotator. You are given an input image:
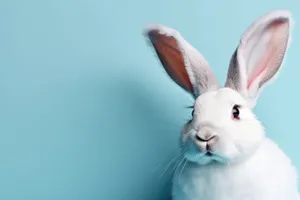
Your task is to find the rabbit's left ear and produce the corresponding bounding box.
[225,10,293,108]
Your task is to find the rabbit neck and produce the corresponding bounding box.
[172,138,299,200]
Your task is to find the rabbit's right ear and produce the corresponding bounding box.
[225,10,293,108]
[145,24,219,98]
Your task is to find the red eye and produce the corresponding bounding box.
[232,105,240,120]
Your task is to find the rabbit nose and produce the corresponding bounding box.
[195,134,216,142]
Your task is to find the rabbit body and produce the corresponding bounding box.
[145,9,300,200]
[172,138,299,200]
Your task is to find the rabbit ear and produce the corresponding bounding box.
[225,10,293,108]
[145,24,219,98]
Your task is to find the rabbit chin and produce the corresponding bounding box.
[184,152,229,165]
[182,140,264,166]
[181,141,244,166]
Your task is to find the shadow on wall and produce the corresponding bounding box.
[100,69,187,200]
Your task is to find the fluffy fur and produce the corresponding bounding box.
[144,10,299,200]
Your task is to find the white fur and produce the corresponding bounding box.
[172,88,299,200]
[144,9,299,200]
[172,138,299,200]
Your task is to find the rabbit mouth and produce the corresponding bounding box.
[205,151,213,157]
[184,151,221,165]
[183,145,229,165]
[181,139,231,165]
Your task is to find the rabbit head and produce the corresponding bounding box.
[145,10,293,165]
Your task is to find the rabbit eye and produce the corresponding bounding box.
[191,109,195,117]
[232,105,240,120]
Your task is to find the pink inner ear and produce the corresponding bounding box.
[246,48,272,89]
[246,20,287,89]
[148,30,194,93]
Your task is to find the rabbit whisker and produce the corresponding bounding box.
[159,152,184,179]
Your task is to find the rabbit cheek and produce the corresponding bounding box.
[180,122,192,142]
[219,140,243,161]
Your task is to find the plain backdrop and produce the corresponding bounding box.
[0,0,300,199]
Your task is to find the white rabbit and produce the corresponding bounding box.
[144,10,300,200]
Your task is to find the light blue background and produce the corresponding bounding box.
[0,0,299,199]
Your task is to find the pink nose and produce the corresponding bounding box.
[195,134,216,142]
